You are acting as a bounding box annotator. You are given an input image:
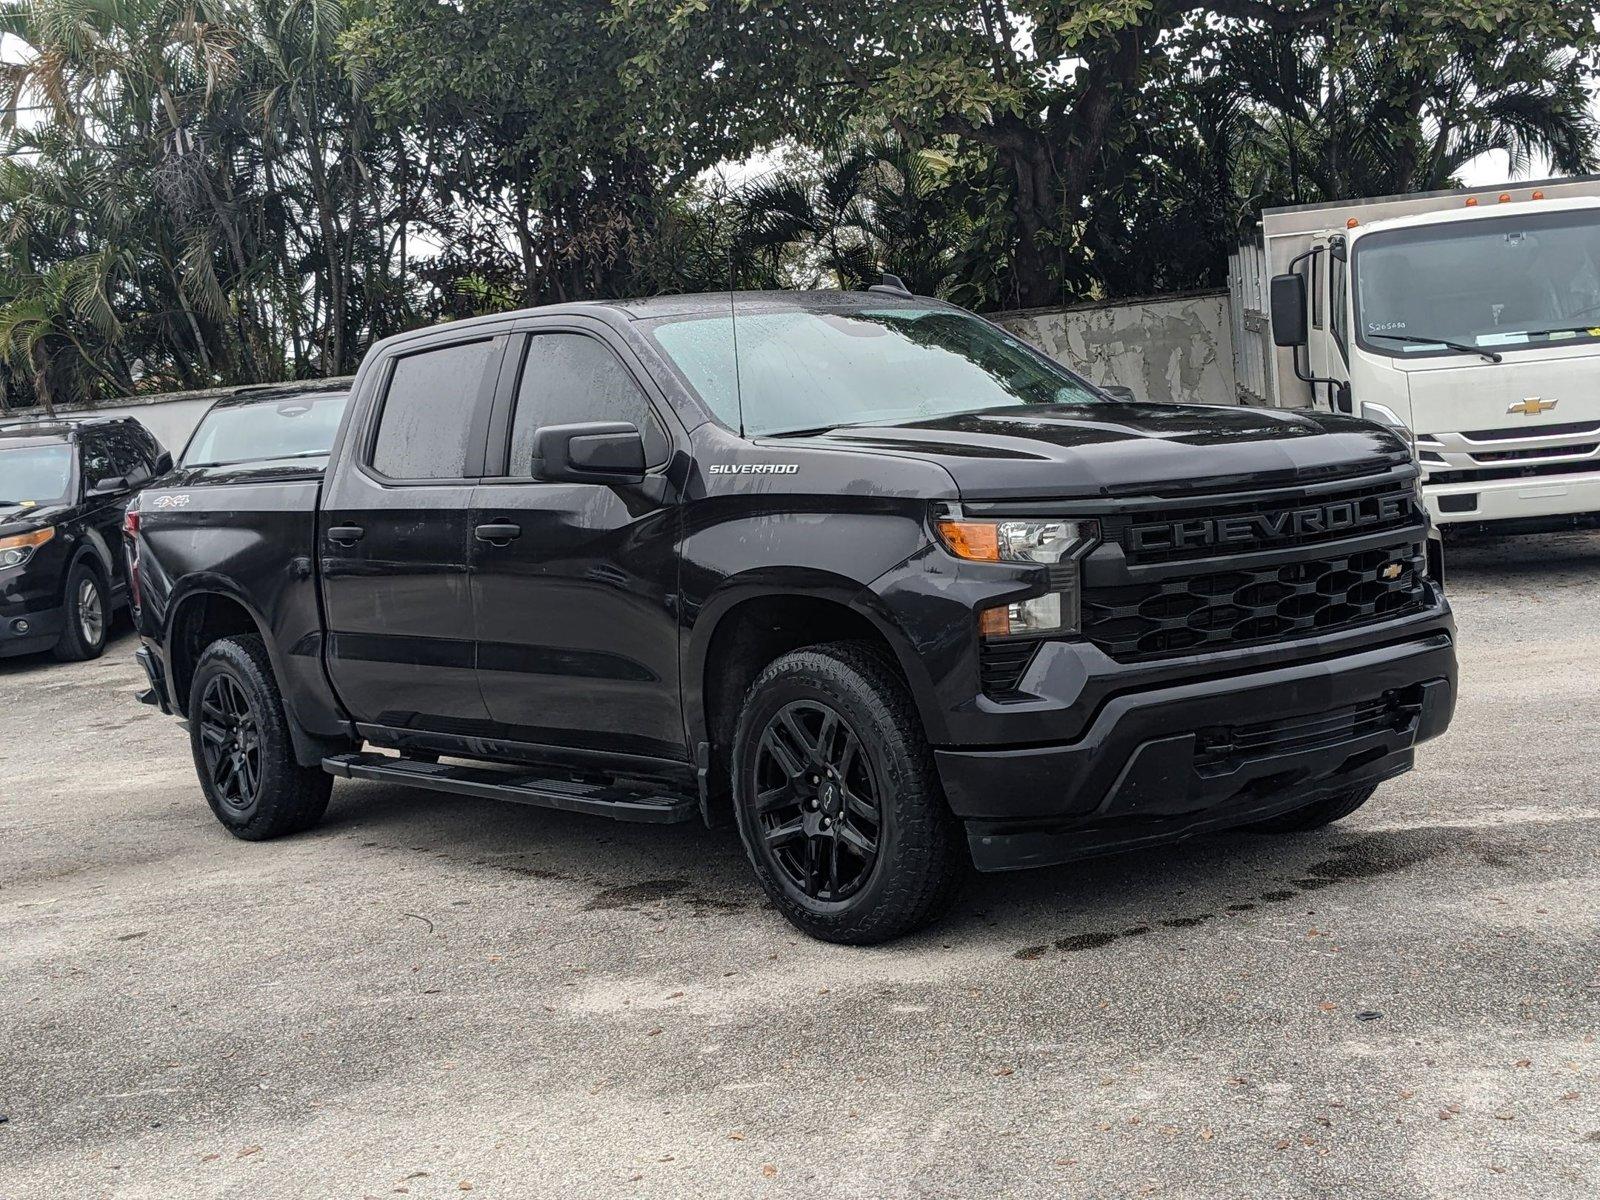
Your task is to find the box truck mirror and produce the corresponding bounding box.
[1270,273,1308,347]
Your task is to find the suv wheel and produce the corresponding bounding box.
[189,634,332,840]
[1248,784,1377,833]
[52,561,109,662]
[731,642,966,944]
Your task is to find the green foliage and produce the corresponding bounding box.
[0,0,1596,408]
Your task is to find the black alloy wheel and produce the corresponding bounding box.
[732,642,966,943]
[197,672,262,811]
[753,699,883,902]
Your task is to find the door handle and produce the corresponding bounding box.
[475,522,522,544]
[327,525,365,545]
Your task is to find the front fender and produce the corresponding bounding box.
[682,565,947,746]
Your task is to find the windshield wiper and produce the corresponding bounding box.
[1512,324,1600,340]
[182,449,330,468]
[1366,332,1502,363]
[764,425,841,438]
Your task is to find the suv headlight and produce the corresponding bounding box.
[0,526,54,569]
[936,517,1099,637]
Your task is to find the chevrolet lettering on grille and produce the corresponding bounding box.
[1128,494,1414,554]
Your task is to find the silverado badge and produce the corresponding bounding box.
[1507,397,1557,415]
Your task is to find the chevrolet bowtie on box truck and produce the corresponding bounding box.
[1231,175,1600,533]
[128,289,1456,943]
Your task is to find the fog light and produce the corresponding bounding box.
[980,592,1072,638]
[11,618,29,635]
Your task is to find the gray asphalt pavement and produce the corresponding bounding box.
[2,531,1598,1199]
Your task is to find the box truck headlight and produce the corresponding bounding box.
[1360,401,1417,460]
[936,518,1099,637]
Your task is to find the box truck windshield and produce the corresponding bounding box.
[1352,207,1600,360]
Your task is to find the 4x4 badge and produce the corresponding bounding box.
[1507,397,1557,415]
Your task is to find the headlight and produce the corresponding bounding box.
[936,517,1099,637]
[1360,401,1417,461]
[0,526,54,569]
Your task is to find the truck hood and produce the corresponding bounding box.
[802,402,1410,499]
[1399,345,1600,436]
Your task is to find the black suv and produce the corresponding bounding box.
[0,416,169,661]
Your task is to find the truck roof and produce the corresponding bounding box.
[1347,192,1600,240]
[1256,174,1600,241]
[397,288,941,336]
[1260,173,1600,219]
[204,377,354,412]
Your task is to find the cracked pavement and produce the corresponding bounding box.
[1,530,1597,1199]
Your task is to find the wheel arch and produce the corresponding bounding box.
[162,580,339,768]
[67,527,116,594]
[686,574,942,826]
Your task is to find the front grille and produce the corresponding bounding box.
[1083,541,1426,661]
[1100,475,1418,565]
[979,641,1038,700]
[1193,687,1422,772]
[1457,420,1600,442]
[1427,456,1600,486]
[1471,442,1598,464]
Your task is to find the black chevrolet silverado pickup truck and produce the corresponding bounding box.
[130,289,1456,943]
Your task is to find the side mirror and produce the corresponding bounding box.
[1270,273,1308,347]
[530,421,646,485]
[88,475,129,496]
[154,451,174,474]
[1100,384,1137,403]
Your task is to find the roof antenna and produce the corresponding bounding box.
[729,247,746,438]
[868,271,913,297]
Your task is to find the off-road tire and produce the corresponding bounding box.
[1247,784,1377,833]
[189,634,332,840]
[732,641,967,944]
[51,560,109,662]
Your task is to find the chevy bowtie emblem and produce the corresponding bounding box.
[1507,397,1557,415]
[1379,561,1404,581]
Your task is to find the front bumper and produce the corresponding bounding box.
[0,600,64,658]
[1425,465,1600,527]
[938,631,1456,872]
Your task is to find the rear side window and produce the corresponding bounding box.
[508,333,668,473]
[372,340,498,479]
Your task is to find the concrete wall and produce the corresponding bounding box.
[995,289,1236,406]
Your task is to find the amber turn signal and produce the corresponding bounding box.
[936,520,1000,562]
[0,527,54,551]
[977,605,1011,637]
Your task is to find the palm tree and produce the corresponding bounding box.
[1226,32,1599,203]
[732,140,967,294]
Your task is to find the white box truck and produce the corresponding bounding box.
[1230,175,1600,531]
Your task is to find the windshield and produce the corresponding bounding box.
[1352,208,1600,359]
[647,306,1102,436]
[183,392,350,467]
[0,444,74,507]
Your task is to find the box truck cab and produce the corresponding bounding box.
[1232,178,1600,532]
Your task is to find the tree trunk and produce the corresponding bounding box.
[1000,141,1058,307]
[29,340,57,417]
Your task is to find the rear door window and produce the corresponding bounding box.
[371,340,500,480]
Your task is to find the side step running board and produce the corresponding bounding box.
[322,752,698,824]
